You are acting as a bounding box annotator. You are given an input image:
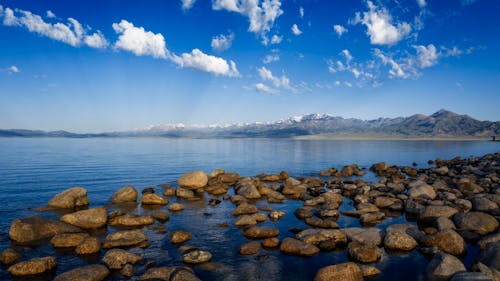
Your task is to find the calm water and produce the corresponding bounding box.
[0,138,498,280]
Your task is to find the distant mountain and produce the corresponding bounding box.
[1,110,499,139]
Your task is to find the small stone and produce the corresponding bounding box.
[110,185,138,203]
[121,264,134,277]
[262,237,280,248]
[269,210,285,221]
[0,249,21,265]
[171,230,192,244]
[168,203,185,212]
[102,249,142,270]
[142,187,155,194]
[152,210,170,222]
[239,241,261,255]
[360,265,381,278]
[243,226,280,239]
[141,193,168,205]
[182,250,212,264]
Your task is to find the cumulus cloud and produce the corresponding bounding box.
[46,10,56,18]
[181,0,196,10]
[211,32,235,52]
[291,24,302,35]
[255,82,277,94]
[351,1,411,46]
[8,65,20,73]
[171,49,240,77]
[341,49,353,62]
[299,7,304,18]
[270,34,282,44]
[416,0,426,8]
[333,24,348,37]
[414,44,438,68]
[263,54,279,64]
[212,0,283,43]
[113,20,168,58]
[0,6,108,49]
[258,66,290,88]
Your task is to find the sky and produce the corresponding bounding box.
[0,0,499,132]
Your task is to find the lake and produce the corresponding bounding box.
[0,138,498,280]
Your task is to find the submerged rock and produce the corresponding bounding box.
[314,262,363,281]
[239,241,261,255]
[168,203,185,212]
[48,187,88,209]
[54,264,109,281]
[61,208,107,229]
[110,185,138,203]
[8,256,57,276]
[9,216,81,243]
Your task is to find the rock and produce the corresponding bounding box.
[295,206,314,219]
[110,185,138,203]
[243,226,279,239]
[163,187,176,197]
[109,214,154,227]
[280,237,320,256]
[48,187,88,209]
[455,199,473,211]
[141,194,168,205]
[344,227,383,246]
[235,178,261,199]
[454,212,499,235]
[183,250,212,264]
[152,210,170,222]
[436,217,456,231]
[360,265,381,278]
[171,230,192,244]
[477,241,500,271]
[239,241,261,255]
[314,262,363,281]
[360,212,385,224]
[142,187,155,194]
[296,229,347,246]
[176,187,195,199]
[433,166,449,175]
[231,203,258,216]
[139,266,200,281]
[384,232,418,251]
[269,210,285,221]
[9,216,81,243]
[450,272,494,281]
[54,264,109,281]
[178,171,208,189]
[408,181,437,200]
[305,217,339,229]
[472,197,498,212]
[61,208,107,229]
[51,233,89,247]
[209,198,222,206]
[168,203,185,212]
[427,252,466,281]
[478,233,500,249]
[234,215,258,226]
[0,248,21,265]
[420,206,459,221]
[76,236,101,255]
[219,172,240,184]
[370,162,388,175]
[347,241,382,263]
[102,249,142,269]
[423,229,466,256]
[262,237,280,248]
[8,256,57,276]
[260,174,281,182]
[121,264,134,277]
[374,196,399,208]
[103,229,148,248]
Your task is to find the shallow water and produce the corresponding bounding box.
[0,138,498,280]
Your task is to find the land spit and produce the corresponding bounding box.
[1,152,500,281]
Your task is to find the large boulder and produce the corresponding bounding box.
[178,171,208,189]
[101,249,142,269]
[139,266,200,281]
[103,229,148,249]
[454,212,499,236]
[423,229,466,256]
[54,264,109,281]
[110,186,138,203]
[50,233,89,247]
[279,237,320,256]
[426,252,466,281]
[314,262,363,281]
[48,187,88,209]
[9,216,81,243]
[61,208,107,229]
[108,214,154,227]
[8,256,57,276]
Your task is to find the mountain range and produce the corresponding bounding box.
[1,110,499,139]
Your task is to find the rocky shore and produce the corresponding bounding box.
[1,152,500,281]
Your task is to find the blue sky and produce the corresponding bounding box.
[0,0,499,132]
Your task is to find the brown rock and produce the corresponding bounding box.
[314,262,363,281]
[178,171,208,189]
[171,230,192,244]
[61,208,107,229]
[9,216,81,243]
[110,185,138,203]
[360,265,381,278]
[384,232,418,251]
[168,203,185,212]
[102,249,142,269]
[54,264,109,281]
[347,241,382,263]
[182,250,212,264]
[243,226,279,239]
[232,203,258,216]
[103,229,148,249]
[48,187,88,209]
[454,211,499,236]
[109,214,154,227]
[75,236,101,255]
[51,233,89,247]
[262,237,280,248]
[0,248,21,265]
[141,193,168,205]
[423,229,466,256]
[139,266,200,281]
[239,241,261,255]
[280,237,320,256]
[8,256,57,276]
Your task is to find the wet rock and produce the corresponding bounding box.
[142,187,155,194]
[454,212,499,235]
[420,205,459,221]
[152,210,170,222]
[374,196,399,208]
[176,187,195,199]
[120,264,134,278]
[360,212,385,224]
[76,236,101,255]
[48,187,89,209]
[219,172,240,184]
[0,248,21,265]
[269,210,285,221]
[314,262,363,281]
[102,249,142,269]
[110,185,138,203]
[209,198,222,206]
[168,203,185,212]
[408,180,437,200]
[384,232,418,251]
[450,272,494,281]
[232,203,258,216]
[8,256,57,276]
[360,265,381,278]
[433,166,449,175]
[304,217,339,228]
[9,216,81,243]
[422,229,466,256]
[178,171,208,189]
[163,187,176,197]
[51,233,89,247]
[370,162,388,175]
[295,206,314,219]
[426,252,466,281]
[296,229,347,246]
[54,264,109,281]
[318,239,337,251]
[234,215,259,226]
[139,266,201,281]
[141,193,168,205]
[262,237,280,248]
[436,217,456,231]
[344,227,383,246]
[347,241,382,263]
[239,241,261,255]
[455,199,473,211]
[183,250,212,264]
[243,226,279,239]
[235,178,261,199]
[61,208,107,229]
[478,233,500,249]
[472,197,498,212]
[109,214,154,227]
[260,174,281,182]
[171,230,192,244]
[103,229,148,249]
[280,237,320,256]
[477,241,500,271]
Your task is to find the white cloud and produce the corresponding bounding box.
[333,24,348,37]
[258,66,290,88]
[416,0,426,8]
[1,7,108,49]
[211,33,234,52]
[270,34,282,44]
[171,49,240,77]
[351,1,411,46]
[344,81,353,88]
[46,10,56,18]
[255,82,277,94]
[299,7,304,18]
[414,44,438,68]
[181,0,196,10]
[263,54,279,64]
[112,20,168,58]
[212,0,283,42]
[8,65,20,73]
[341,49,353,62]
[291,24,302,35]
[374,49,409,78]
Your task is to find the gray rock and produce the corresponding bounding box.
[426,252,466,281]
[450,272,493,281]
[454,212,499,236]
[477,241,500,271]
